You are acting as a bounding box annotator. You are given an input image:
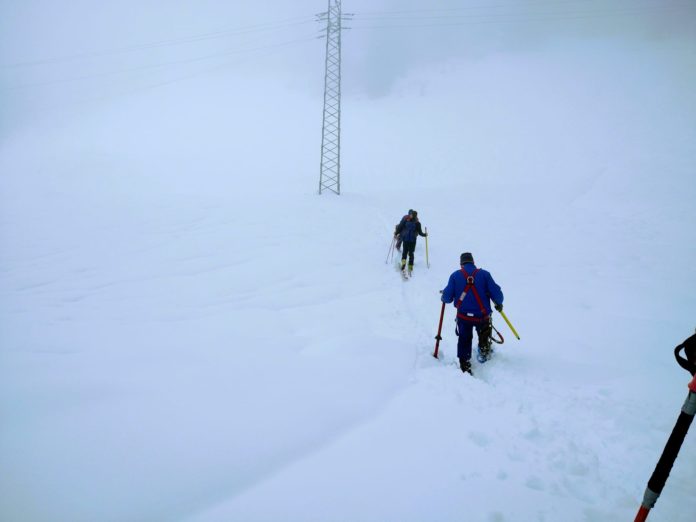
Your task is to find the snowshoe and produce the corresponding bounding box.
[476,345,493,363]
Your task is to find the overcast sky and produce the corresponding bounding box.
[1,0,694,131]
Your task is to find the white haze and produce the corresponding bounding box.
[1,1,695,521]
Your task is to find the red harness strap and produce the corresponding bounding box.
[455,268,489,322]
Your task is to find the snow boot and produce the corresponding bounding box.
[477,321,494,363]
[459,358,472,375]
[477,345,493,363]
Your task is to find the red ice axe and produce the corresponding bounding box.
[433,301,446,359]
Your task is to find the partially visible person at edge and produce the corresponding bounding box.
[394,210,427,274]
[394,209,413,251]
[441,252,503,375]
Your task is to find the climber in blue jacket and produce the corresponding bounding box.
[441,252,504,375]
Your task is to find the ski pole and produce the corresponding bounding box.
[425,227,430,268]
[385,236,396,264]
[498,309,520,340]
[635,334,696,522]
[433,301,446,358]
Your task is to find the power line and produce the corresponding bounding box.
[353,0,690,17]
[348,3,695,29]
[18,36,318,113]
[3,34,320,91]
[357,0,587,14]
[110,38,317,94]
[2,15,317,69]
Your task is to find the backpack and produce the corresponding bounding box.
[401,219,417,242]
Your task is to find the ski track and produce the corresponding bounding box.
[189,207,586,522]
[377,216,665,521]
[4,195,693,522]
[184,197,695,522]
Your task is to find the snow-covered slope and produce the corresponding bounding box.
[1,37,695,522]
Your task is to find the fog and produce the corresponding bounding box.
[1,0,694,133]
[1,2,695,521]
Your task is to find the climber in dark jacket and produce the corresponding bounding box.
[394,210,427,273]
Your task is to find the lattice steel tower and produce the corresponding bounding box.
[317,1,351,195]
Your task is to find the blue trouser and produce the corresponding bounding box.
[456,317,487,361]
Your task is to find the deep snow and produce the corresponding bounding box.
[1,25,695,522]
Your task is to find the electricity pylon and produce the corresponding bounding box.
[317,1,351,195]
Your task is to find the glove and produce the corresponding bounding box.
[494,303,503,312]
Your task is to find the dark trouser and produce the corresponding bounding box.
[456,317,488,361]
[401,240,415,266]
